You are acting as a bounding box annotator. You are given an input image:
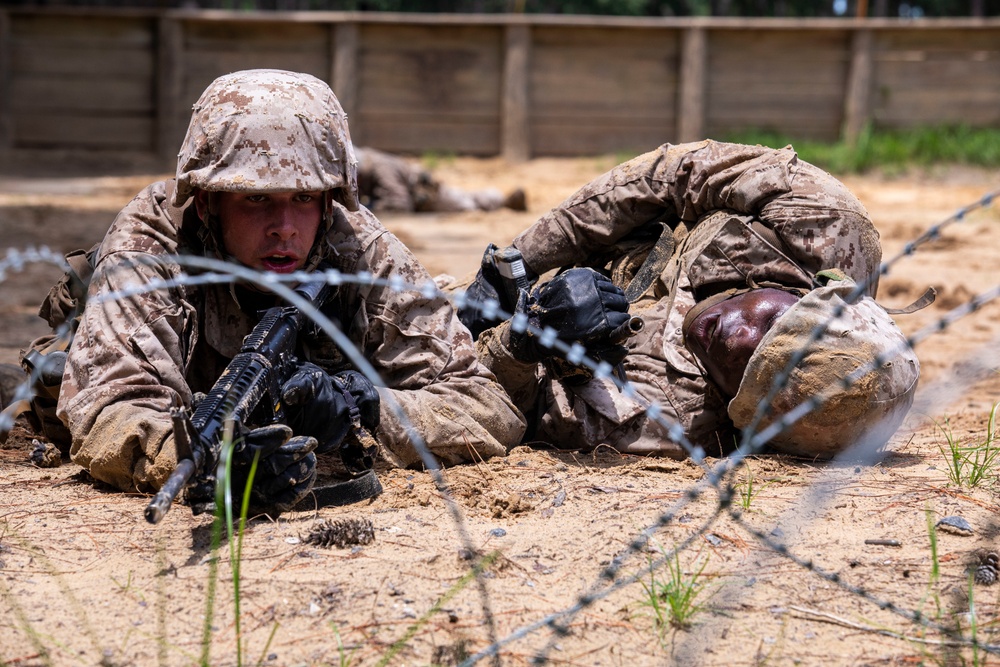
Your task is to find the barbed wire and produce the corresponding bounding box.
[0,186,997,663]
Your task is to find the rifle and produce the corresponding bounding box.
[145,278,359,524]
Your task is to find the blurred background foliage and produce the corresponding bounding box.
[2,0,999,17]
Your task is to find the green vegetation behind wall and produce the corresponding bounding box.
[723,125,1000,175]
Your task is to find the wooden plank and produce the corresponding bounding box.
[156,18,184,164]
[705,28,849,141]
[502,24,530,162]
[14,113,151,151]
[677,26,706,142]
[876,59,1000,82]
[356,23,504,150]
[874,88,1000,124]
[10,77,152,114]
[531,122,672,157]
[183,19,327,50]
[706,118,840,141]
[532,113,676,126]
[873,55,1000,127]
[530,28,678,112]
[710,28,849,56]
[708,54,849,80]
[182,53,328,84]
[12,14,153,47]
[711,107,842,123]
[11,43,153,78]
[706,81,851,99]
[359,56,502,111]
[529,26,677,154]
[361,119,499,156]
[332,22,359,139]
[875,28,1000,51]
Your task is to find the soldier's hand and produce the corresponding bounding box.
[281,362,354,452]
[511,268,631,367]
[281,363,381,454]
[249,430,318,513]
[187,423,317,515]
[331,370,380,433]
[456,243,506,340]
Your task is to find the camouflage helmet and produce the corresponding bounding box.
[173,69,359,212]
[728,277,919,459]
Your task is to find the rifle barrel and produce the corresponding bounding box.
[609,315,644,345]
[144,458,197,524]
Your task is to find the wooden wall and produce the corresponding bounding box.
[1,9,1000,173]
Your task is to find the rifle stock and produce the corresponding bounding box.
[144,279,333,524]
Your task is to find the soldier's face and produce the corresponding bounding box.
[197,190,322,273]
[684,288,800,397]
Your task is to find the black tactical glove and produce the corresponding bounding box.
[281,363,380,454]
[457,244,507,340]
[237,424,318,513]
[457,243,539,340]
[510,267,631,370]
[185,423,318,516]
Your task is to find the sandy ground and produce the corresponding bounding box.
[1,155,999,667]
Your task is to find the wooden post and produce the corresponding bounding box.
[842,28,873,146]
[677,27,708,143]
[677,26,706,143]
[155,17,183,166]
[0,11,12,153]
[502,23,530,163]
[332,22,359,142]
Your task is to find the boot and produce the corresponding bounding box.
[502,188,528,212]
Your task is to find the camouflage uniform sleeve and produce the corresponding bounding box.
[58,252,195,492]
[473,321,543,424]
[343,216,526,467]
[365,150,418,212]
[513,140,880,292]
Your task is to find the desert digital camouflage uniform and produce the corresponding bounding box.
[355,146,509,213]
[55,70,525,493]
[476,140,890,458]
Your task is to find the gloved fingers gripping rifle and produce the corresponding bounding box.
[144,278,334,525]
[176,417,319,516]
[280,366,380,458]
[491,245,533,312]
[235,425,318,514]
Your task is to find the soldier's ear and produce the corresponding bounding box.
[193,190,216,220]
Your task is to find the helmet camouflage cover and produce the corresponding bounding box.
[728,278,920,459]
[173,69,359,212]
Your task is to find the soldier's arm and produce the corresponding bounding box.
[58,253,194,492]
[341,213,526,467]
[511,140,878,290]
[473,320,543,427]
